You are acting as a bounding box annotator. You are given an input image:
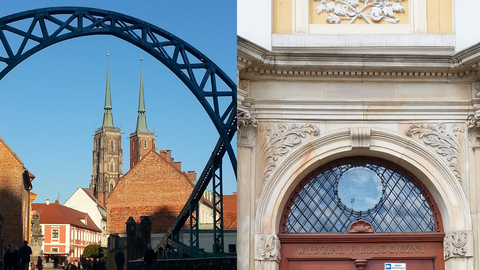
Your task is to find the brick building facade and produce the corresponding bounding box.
[107,149,203,234]
[0,137,34,248]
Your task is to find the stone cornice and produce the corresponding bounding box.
[238,36,480,82]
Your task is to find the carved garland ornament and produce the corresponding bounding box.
[256,234,281,262]
[406,123,464,182]
[313,0,406,24]
[444,231,469,260]
[260,123,320,183]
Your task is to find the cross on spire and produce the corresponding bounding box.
[136,58,149,133]
[102,54,114,128]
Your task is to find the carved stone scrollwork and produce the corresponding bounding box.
[313,0,406,24]
[238,107,258,131]
[237,81,257,145]
[255,234,281,263]
[260,123,320,184]
[467,106,480,128]
[444,231,473,260]
[406,123,464,182]
[350,127,371,148]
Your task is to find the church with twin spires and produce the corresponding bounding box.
[89,57,156,207]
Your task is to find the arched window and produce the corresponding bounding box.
[110,140,114,152]
[110,183,114,192]
[110,161,114,172]
[282,157,441,233]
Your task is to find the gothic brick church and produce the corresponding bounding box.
[89,58,214,235]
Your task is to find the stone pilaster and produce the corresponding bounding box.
[238,82,258,270]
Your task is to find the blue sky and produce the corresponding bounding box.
[0,1,237,204]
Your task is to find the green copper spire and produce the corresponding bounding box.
[102,54,114,128]
[136,58,149,133]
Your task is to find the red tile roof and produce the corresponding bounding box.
[223,193,237,229]
[32,201,100,232]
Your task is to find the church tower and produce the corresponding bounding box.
[91,55,123,207]
[130,59,156,169]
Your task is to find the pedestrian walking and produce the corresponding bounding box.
[143,243,155,270]
[36,256,43,270]
[114,248,125,270]
[4,245,19,270]
[18,241,32,270]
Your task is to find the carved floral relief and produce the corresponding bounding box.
[406,123,464,182]
[260,123,320,184]
[444,231,470,260]
[313,0,406,24]
[256,234,281,262]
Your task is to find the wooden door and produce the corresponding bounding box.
[366,259,435,270]
[287,260,356,270]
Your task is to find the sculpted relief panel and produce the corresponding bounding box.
[313,0,406,24]
[260,123,320,185]
[255,234,281,262]
[406,123,465,182]
[444,231,473,260]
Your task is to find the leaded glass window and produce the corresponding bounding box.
[282,157,441,233]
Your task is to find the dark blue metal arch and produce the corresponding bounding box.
[0,6,236,172]
[0,6,236,257]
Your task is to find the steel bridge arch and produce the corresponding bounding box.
[0,7,236,256]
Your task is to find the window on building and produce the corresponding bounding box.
[52,229,59,239]
[110,141,114,152]
[110,162,114,172]
[228,244,236,253]
[51,247,58,252]
[283,157,440,233]
[144,140,147,149]
[110,183,113,192]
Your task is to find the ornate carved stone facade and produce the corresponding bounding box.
[313,0,406,24]
[406,123,465,182]
[255,234,281,262]
[238,1,480,269]
[444,231,473,260]
[260,123,320,184]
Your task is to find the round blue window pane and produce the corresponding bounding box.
[337,167,382,212]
